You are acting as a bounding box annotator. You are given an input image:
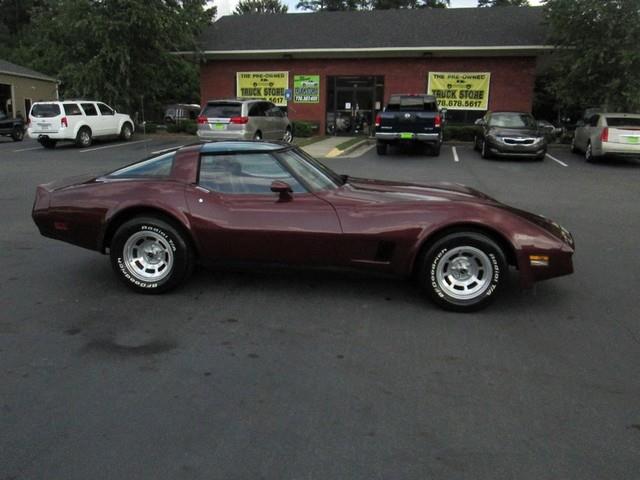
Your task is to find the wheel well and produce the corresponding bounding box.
[412,223,517,275]
[78,125,92,135]
[102,207,198,256]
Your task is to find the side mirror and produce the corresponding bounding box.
[270,180,293,201]
[474,118,484,126]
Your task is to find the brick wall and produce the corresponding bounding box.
[200,56,537,134]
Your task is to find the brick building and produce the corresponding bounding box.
[187,6,550,135]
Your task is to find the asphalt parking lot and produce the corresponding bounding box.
[1,135,639,479]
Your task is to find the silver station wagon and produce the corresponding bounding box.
[197,99,292,142]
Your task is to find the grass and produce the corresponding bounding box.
[335,137,366,151]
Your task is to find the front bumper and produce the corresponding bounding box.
[487,139,546,157]
[376,132,440,143]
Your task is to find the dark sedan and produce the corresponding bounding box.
[32,141,574,312]
[474,111,547,160]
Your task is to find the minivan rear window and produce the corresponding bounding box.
[605,117,640,128]
[31,104,61,118]
[203,103,242,118]
[63,103,83,116]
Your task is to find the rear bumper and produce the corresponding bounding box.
[376,132,440,143]
[600,142,640,156]
[197,129,252,141]
[27,129,73,141]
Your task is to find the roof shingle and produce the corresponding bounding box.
[0,59,57,82]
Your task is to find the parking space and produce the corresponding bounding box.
[1,140,640,479]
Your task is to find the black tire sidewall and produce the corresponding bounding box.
[76,128,92,147]
[110,217,192,294]
[420,232,506,312]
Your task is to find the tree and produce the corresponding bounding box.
[18,0,215,117]
[234,0,288,14]
[298,0,447,10]
[478,0,529,6]
[543,0,640,112]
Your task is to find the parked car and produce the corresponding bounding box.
[32,141,574,312]
[28,100,135,149]
[197,99,292,142]
[571,112,640,162]
[474,112,547,160]
[163,103,200,124]
[0,110,25,141]
[374,94,444,156]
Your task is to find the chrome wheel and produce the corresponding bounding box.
[283,129,293,143]
[435,246,493,301]
[123,231,174,282]
[585,142,593,162]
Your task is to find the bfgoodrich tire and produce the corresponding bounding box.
[418,232,507,312]
[110,216,194,294]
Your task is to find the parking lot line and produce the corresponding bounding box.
[13,146,42,152]
[546,153,569,167]
[150,145,184,155]
[452,146,459,162]
[80,139,150,153]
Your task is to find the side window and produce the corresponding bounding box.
[63,103,83,116]
[108,152,175,178]
[588,115,599,127]
[199,153,305,195]
[267,105,283,117]
[248,103,265,117]
[81,103,98,116]
[97,103,114,116]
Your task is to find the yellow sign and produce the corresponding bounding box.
[236,71,289,106]
[427,72,491,110]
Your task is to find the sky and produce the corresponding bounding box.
[214,0,543,18]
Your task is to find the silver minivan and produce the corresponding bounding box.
[197,99,292,142]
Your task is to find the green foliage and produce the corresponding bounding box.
[292,121,317,137]
[478,0,529,6]
[234,0,288,14]
[1,0,215,120]
[443,125,480,142]
[167,120,197,135]
[543,0,640,112]
[141,122,158,134]
[296,0,447,10]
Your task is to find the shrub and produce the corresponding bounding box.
[140,122,157,134]
[166,120,197,135]
[443,125,481,142]
[292,121,318,138]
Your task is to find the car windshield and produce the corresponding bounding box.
[278,149,343,191]
[605,117,640,128]
[31,104,61,118]
[489,113,537,129]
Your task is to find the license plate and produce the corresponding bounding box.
[213,123,226,131]
[400,133,413,140]
[37,123,51,130]
[627,136,639,144]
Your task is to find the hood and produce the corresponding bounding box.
[488,127,540,137]
[345,177,498,203]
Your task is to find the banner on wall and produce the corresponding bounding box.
[236,71,289,106]
[293,75,320,103]
[427,72,490,110]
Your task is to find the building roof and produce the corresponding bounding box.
[192,6,550,59]
[0,59,58,83]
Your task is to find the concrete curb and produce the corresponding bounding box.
[325,138,374,158]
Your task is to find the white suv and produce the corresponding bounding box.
[28,100,134,148]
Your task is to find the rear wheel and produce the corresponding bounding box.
[253,131,262,141]
[39,139,57,149]
[76,127,92,148]
[585,141,598,163]
[376,142,387,155]
[418,232,506,312]
[110,216,194,294]
[120,122,133,141]
[481,139,491,159]
[11,127,24,141]
[429,142,441,156]
[283,127,293,143]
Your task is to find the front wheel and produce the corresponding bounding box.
[120,123,133,141]
[11,127,24,141]
[585,142,598,163]
[418,232,507,312]
[110,216,194,294]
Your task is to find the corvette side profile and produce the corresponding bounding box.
[32,141,574,311]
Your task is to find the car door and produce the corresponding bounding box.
[80,102,100,135]
[184,151,342,265]
[97,103,118,135]
[247,102,268,139]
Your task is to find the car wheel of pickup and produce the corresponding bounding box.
[11,127,24,141]
[76,127,92,148]
[419,232,506,312]
[111,217,194,294]
[376,142,387,155]
[429,142,441,156]
[120,123,133,141]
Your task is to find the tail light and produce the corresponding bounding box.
[197,115,207,125]
[229,116,249,124]
[61,116,68,128]
[600,127,608,142]
[375,114,382,128]
[434,114,441,128]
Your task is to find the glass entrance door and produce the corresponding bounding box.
[326,76,384,136]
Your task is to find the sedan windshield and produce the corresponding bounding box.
[489,113,537,129]
[278,149,343,191]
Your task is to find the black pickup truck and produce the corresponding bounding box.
[0,111,26,142]
[374,94,444,156]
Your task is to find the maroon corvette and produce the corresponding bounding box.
[32,141,574,311]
